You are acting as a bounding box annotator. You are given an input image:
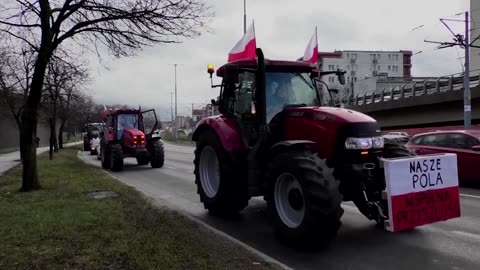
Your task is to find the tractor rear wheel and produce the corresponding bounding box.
[194,130,249,216]
[150,140,165,168]
[266,150,343,249]
[109,143,124,171]
[101,143,110,169]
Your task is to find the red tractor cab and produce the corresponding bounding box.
[100,108,164,171]
[192,48,413,249]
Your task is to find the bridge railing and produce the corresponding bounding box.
[349,74,480,106]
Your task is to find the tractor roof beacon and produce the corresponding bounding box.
[99,108,165,172]
[192,48,414,249]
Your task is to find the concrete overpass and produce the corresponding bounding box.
[346,73,480,129]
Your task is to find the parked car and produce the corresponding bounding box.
[406,130,480,187]
[383,131,410,145]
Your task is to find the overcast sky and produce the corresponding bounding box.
[86,0,471,120]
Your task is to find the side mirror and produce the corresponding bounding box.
[337,70,346,85]
[210,99,217,106]
[472,145,480,151]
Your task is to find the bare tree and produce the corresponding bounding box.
[43,54,89,158]
[0,0,212,191]
[58,77,88,149]
[0,47,35,131]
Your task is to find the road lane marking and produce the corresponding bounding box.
[452,231,480,241]
[460,193,480,199]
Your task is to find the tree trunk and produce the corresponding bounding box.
[19,0,55,192]
[19,106,41,191]
[53,103,58,153]
[49,117,55,160]
[14,116,23,160]
[58,119,65,149]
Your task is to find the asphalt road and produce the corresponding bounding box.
[79,142,480,270]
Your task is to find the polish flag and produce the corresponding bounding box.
[228,22,257,62]
[302,27,318,63]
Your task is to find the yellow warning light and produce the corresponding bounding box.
[207,64,215,75]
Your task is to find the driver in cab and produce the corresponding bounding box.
[266,74,293,123]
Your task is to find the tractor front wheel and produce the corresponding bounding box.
[109,143,124,171]
[194,130,249,216]
[266,150,344,250]
[150,140,165,168]
[83,140,90,151]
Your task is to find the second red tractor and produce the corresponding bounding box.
[100,108,164,171]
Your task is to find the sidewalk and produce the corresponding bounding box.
[0,142,81,176]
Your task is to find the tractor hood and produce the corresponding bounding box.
[284,106,377,124]
[123,127,145,136]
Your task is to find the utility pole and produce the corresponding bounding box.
[464,11,471,129]
[173,64,178,138]
[424,12,480,129]
[243,0,246,34]
[170,92,174,127]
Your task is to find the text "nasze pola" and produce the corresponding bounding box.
[410,158,444,189]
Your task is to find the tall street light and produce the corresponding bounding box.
[171,64,178,138]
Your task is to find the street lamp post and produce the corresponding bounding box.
[173,64,178,138]
[170,92,174,129]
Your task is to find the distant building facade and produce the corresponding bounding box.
[318,50,413,85]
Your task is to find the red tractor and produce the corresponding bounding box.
[99,108,165,171]
[192,48,413,249]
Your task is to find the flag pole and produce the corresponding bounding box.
[243,0,247,34]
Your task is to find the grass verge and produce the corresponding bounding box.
[160,132,195,147]
[0,149,278,270]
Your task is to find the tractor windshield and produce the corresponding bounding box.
[266,72,320,122]
[117,114,139,139]
[117,114,138,129]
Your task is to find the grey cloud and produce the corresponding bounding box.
[87,0,471,116]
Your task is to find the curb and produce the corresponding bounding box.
[76,151,294,270]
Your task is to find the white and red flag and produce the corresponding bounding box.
[228,22,257,62]
[302,27,318,63]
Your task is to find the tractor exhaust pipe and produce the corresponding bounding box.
[247,48,267,196]
[255,48,266,128]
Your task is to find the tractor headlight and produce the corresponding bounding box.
[345,137,384,150]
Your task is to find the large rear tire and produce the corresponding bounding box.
[109,143,124,172]
[101,143,110,169]
[150,140,165,168]
[193,130,249,216]
[266,150,343,249]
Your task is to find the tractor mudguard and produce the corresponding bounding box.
[192,115,247,152]
[269,140,316,157]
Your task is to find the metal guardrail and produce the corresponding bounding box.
[348,74,480,106]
